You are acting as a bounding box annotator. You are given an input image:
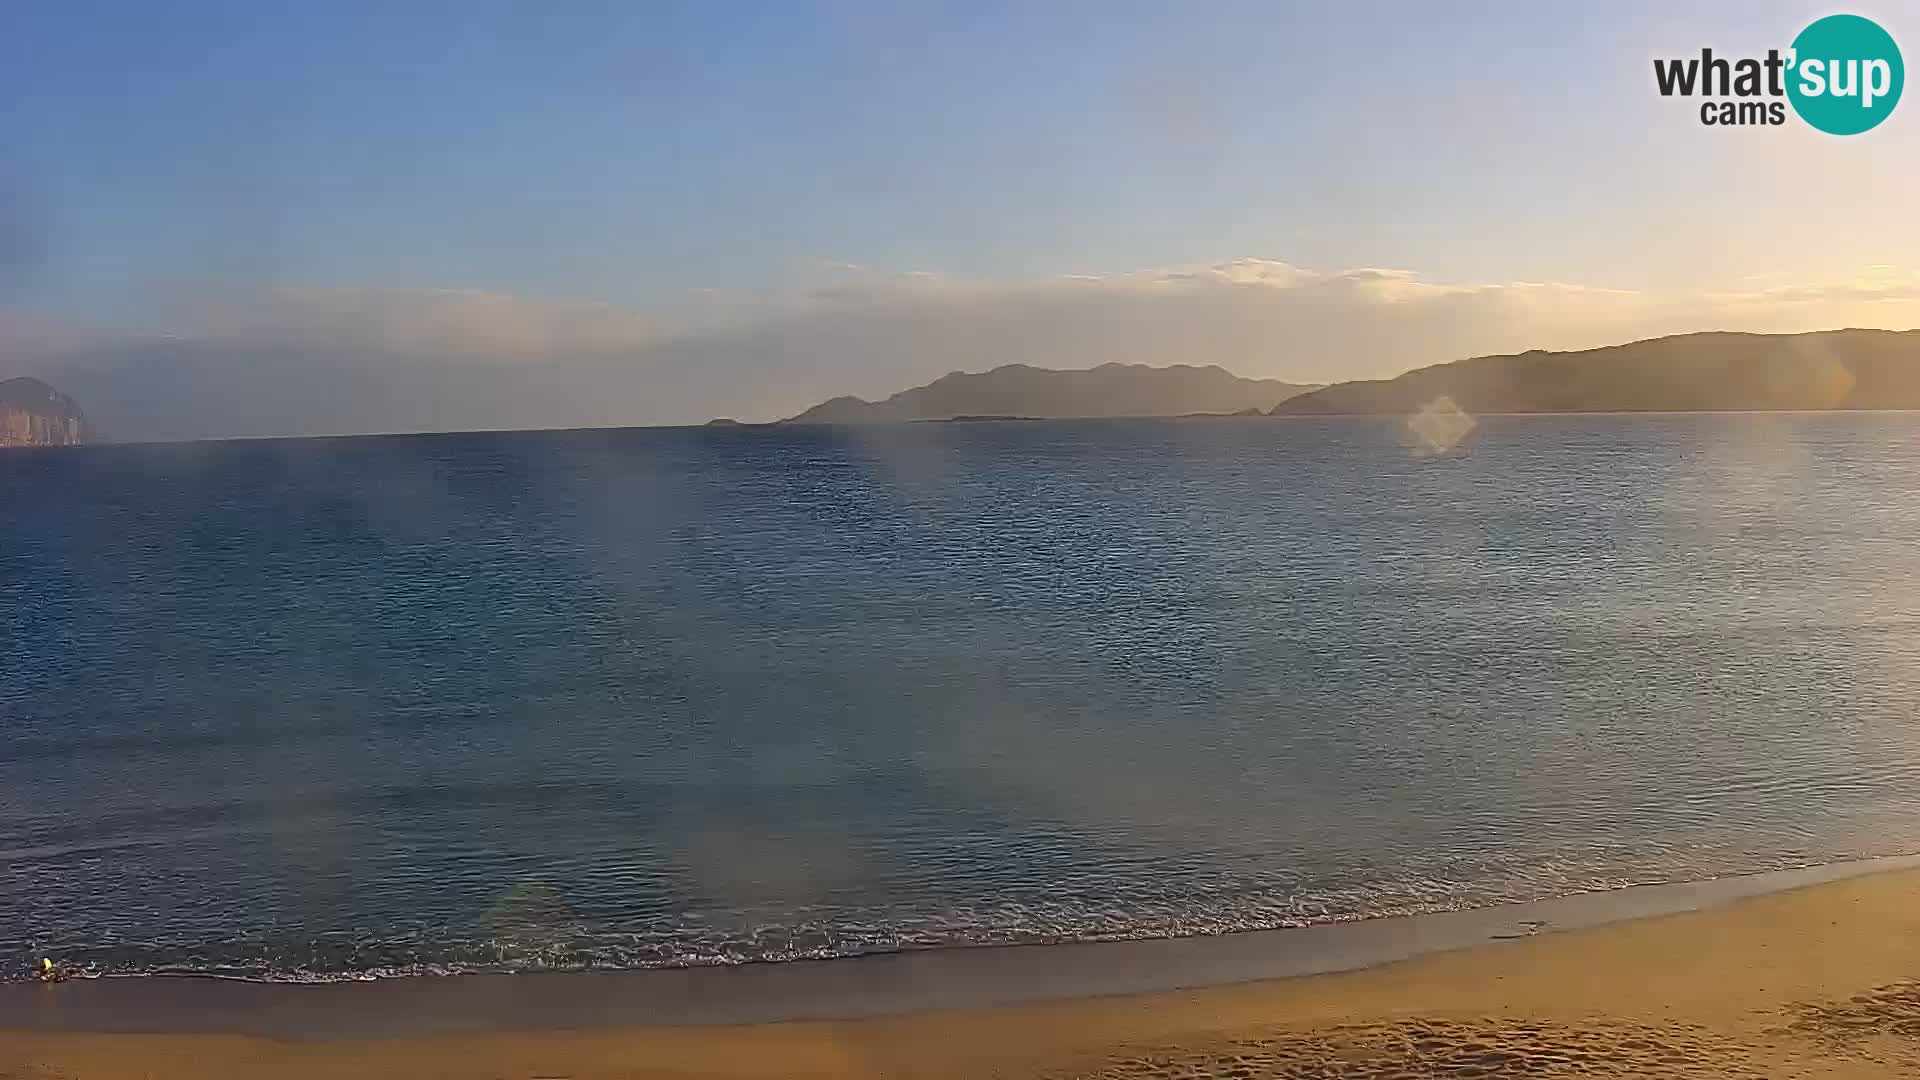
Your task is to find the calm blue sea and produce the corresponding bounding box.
[7,414,1920,982]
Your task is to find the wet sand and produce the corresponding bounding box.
[8,859,1920,1077]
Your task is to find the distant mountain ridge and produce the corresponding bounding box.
[0,377,93,447]
[784,363,1321,423]
[1272,330,1920,415]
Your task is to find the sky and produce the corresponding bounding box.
[2,1,1918,440]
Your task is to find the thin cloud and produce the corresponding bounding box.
[177,287,660,357]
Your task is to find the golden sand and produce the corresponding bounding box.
[8,867,1920,1078]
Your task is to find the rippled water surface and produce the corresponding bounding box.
[7,414,1920,981]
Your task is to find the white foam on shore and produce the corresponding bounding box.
[7,851,1920,1039]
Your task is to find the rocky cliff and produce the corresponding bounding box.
[0,377,94,447]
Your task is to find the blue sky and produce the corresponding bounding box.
[3,2,1918,436]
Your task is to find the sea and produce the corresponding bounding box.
[7,412,1920,983]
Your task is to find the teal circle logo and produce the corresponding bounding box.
[1787,14,1903,134]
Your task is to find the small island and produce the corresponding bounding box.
[0,377,93,448]
[783,363,1320,424]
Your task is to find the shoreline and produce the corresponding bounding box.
[9,859,1920,1078]
[8,852,1920,1040]
[36,405,1920,451]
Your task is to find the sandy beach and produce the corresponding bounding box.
[8,861,1920,1078]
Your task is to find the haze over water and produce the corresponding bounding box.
[7,413,1920,982]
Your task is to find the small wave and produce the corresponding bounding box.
[10,852,1893,986]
